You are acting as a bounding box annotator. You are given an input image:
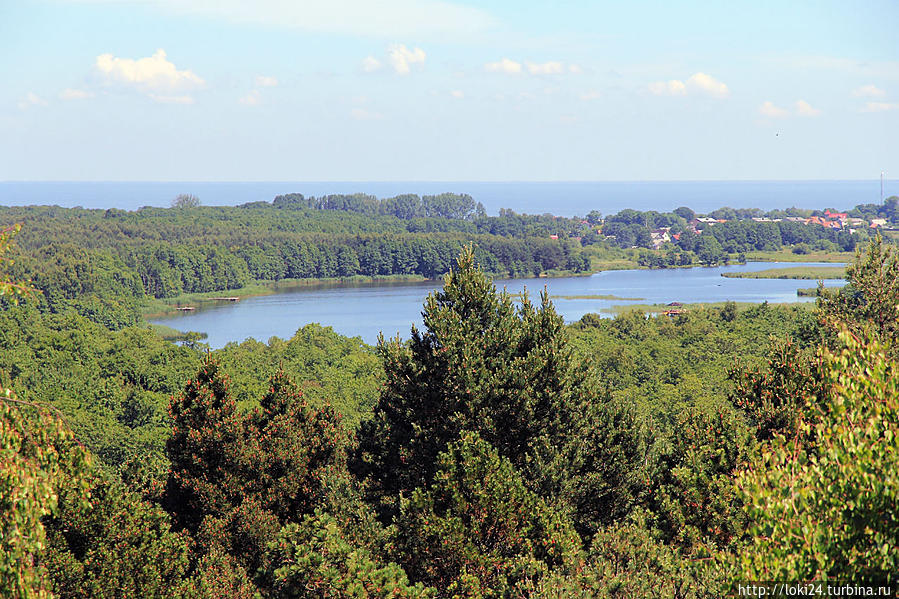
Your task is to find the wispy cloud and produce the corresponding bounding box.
[255,75,278,87]
[851,84,885,98]
[60,88,94,100]
[687,73,729,98]
[862,102,899,113]
[648,72,729,98]
[350,107,383,120]
[361,56,382,72]
[795,99,822,117]
[648,80,686,96]
[95,49,204,103]
[485,58,522,74]
[239,90,262,105]
[388,44,426,75]
[18,92,48,110]
[580,90,601,101]
[485,58,579,76]
[450,89,464,99]
[759,101,789,118]
[525,61,564,75]
[58,0,494,38]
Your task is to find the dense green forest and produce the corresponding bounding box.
[2,196,897,599]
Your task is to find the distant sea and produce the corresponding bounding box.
[0,180,895,217]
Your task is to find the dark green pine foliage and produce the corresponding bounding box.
[728,336,825,442]
[564,398,649,538]
[165,359,359,589]
[42,474,198,599]
[355,247,596,514]
[648,406,751,549]
[394,432,581,597]
[165,357,245,531]
[267,513,435,599]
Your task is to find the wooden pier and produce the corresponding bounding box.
[209,297,240,301]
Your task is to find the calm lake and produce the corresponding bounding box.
[151,262,846,348]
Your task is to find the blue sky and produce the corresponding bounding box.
[1,0,897,181]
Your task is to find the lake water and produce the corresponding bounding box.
[151,262,846,348]
[1,180,894,216]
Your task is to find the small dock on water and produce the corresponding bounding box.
[176,306,195,311]
[209,297,240,302]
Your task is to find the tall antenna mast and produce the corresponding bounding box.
[882,171,885,203]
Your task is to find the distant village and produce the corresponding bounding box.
[578,202,899,251]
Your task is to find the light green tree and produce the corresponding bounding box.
[738,331,899,581]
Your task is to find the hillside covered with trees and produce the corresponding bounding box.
[2,212,897,597]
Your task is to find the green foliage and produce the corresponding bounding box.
[0,306,202,469]
[649,406,750,549]
[356,248,598,515]
[394,432,581,597]
[738,332,899,581]
[165,359,358,589]
[0,224,37,305]
[729,337,825,441]
[819,235,899,344]
[269,513,434,599]
[0,392,90,599]
[562,398,649,538]
[534,514,730,598]
[215,323,381,426]
[165,357,245,529]
[42,473,196,599]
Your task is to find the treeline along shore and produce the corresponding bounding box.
[2,191,896,327]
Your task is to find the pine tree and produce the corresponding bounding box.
[165,357,244,531]
[355,247,597,515]
[394,432,581,596]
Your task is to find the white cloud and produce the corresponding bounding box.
[361,56,382,72]
[484,58,522,74]
[648,72,728,98]
[18,92,48,109]
[239,90,262,105]
[795,99,822,117]
[686,72,729,98]
[580,90,601,101]
[648,80,687,96]
[255,75,278,87]
[350,107,383,120]
[759,101,789,117]
[60,88,94,100]
[149,94,195,104]
[388,44,426,75]
[450,89,464,99]
[525,61,564,75]
[862,102,899,112]
[59,0,494,39]
[95,49,204,94]
[486,58,578,76]
[852,84,885,98]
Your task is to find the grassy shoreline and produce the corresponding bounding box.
[721,265,846,280]
[600,300,816,316]
[743,249,855,263]
[141,274,431,318]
